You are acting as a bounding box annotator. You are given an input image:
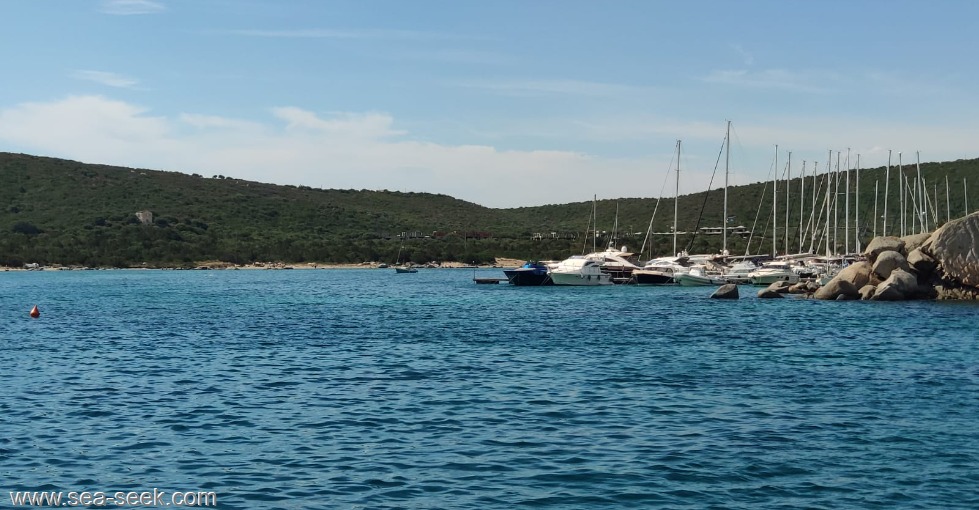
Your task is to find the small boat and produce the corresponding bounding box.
[748,263,799,285]
[548,256,613,286]
[675,266,728,286]
[503,261,553,286]
[394,264,418,274]
[723,260,758,285]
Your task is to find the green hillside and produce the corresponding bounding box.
[1,152,976,267]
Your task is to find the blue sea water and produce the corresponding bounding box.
[1,268,978,509]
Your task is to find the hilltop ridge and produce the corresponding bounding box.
[1,152,977,267]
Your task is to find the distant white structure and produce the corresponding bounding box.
[135,210,153,225]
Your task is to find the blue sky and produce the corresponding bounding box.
[1,0,977,208]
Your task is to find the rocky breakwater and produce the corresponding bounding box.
[815,211,979,300]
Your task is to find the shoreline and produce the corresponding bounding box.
[3,258,527,272]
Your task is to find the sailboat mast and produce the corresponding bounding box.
[773,145,778,257]
[855,154,861,252]
[834,152,841,255]
[723,120,730,256]
[916,151,925,233]
[799,161,806,253]
[825,151,832,257]
[844,148,850,255]
[899,152,904,236]
[592,194,597,253]
[785,152,791,255]
[808,161,819,253]
[884,150,891,236]
[673,140,680,256]
[946,174,951,222]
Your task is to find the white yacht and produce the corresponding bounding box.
[548,256,613,286]
[748,263,800,285]
[675,265,728,286]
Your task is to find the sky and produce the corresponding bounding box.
[1,0,978,208]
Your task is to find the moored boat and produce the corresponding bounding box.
[503,261,553,286]
[548,256,613,286]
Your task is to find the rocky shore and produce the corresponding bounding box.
[769,211,979,301]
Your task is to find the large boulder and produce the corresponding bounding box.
[864,236,906,262]
[902,232,931,254]
[757,288,784,298]
[873,251,911,280]
[788,281,817,294]
[710,283,739,299]
[922,212,979,288]
[814,278,860,300]
[766,281,793,294]
[872,269,919,301]
[906,248,937,276]
[835,261,873,289]
[859,284,877,300]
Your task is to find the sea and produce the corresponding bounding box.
[2,268,978,509]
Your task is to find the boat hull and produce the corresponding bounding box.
[675,273,726,286]
[503,268,553,286]
[749,274,799,285]
[549,272,613,286]
[633,269,675,285]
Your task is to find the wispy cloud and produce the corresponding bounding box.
[730,44,754,66]
[704,69,835,94]
[219,28,447,40]
[72,70,139,88]
[99,0,165,15]
[2,96,977,207]
[453,78,647,98]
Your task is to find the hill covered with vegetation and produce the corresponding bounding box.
[1,152,976,267]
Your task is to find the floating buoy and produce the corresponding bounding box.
[29,305,40,318]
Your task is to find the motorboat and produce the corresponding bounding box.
[633,256,687,285]
[503,261,553,286]
[723,260,758,284]
[584,245,641,282]
[748,263,799,285]
[675,266,728,286]
[548,256,613,286]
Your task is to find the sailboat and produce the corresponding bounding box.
[635,139,689,284]
[394,236,417,273]
[549,196,613,286]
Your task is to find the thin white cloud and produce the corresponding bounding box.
[220,28,445,40]
[704,69,835,94]
[730,44,754,66]
[1,96,977,208]
[454,78,647,97]
[72,70,139,88]
[99,0,165,15]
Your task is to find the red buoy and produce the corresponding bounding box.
[29,305,40,318]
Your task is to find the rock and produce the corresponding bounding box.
[935,285,979,300]
[902,232,931,254]
[859,284,876,300]
[766,281,793,294]
[864,236,906,262]
[906,248,937,276]
[872,251,911,280]
[814,278,860,300]
[871,269,919,301]
[921,212,979,288]
[835,261,873,289]
[757,288,784,298]
[787,282,810,294]
[710,283,739,299]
